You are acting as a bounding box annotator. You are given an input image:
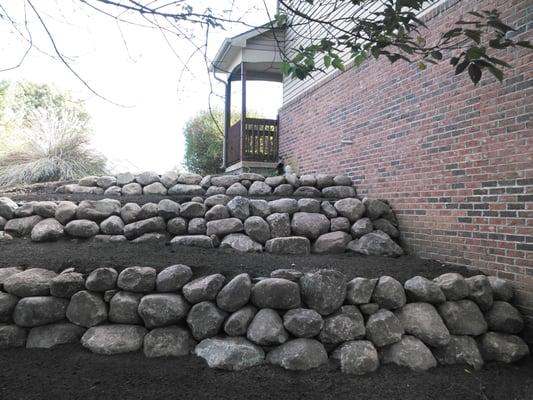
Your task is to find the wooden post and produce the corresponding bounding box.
[240,62,246,162]
[223,79,231,168]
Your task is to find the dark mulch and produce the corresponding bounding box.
[0,344,531,400]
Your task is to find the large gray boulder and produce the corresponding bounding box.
[135,171,159,186]
[322,186,356,198]
[350,217,373,238]
[122,182,143,196]
[104,185,122,196]
[371,276,406,310]
[465,275,493,311]
[30,218,64,242]
[0,292,19,322]
[205,205,229,221]
[249,181,272,196]
[182,274,225,304]
[312,231,351,253]
[120,203,141,224]
[116,172,135,186]
[224,305,257,336]
[269,199,298,214]
[364,198,391,220]
[65,219,100,238]
[123,217,166,239]
[96,175,117,189]
[180,202,206,218]
[66,290,107,328]
[347,231,404,257]
[273,184,294,196]
[266,213,291,237]
[143,182,167,195]
[33,202,57,218]
[195,336,265,370]
[298,198,321,213]
[85,267,118,292]
[380,335,437,371]
[13,296,68,327]
[0,231,12,241]
[432,335,484,370]
[249,199,270,218]
[283,308,323,338]
[365,309,403,347]
[300,269,347,315]
[211,175,240,188]
[251,278,301,310]
[433,273,469,300]
[50,272,85,298]
[117,267,156,293]
[54,201,78,225]
[485,301,524,334]
[157,199,180,220]
[138,202,160,220]
[143,326,196,358]
[265,237,310,254]
[216,273,252,312]
[293,186,321,197]
[187,218,206,235]
[100,216,125,235]
[26,322,85,348]
[170,235,214,249]
[81,324,147,354]
[320,201,337,218]
[477,332,530,363]
[4,215,43,237]
[270,269,303,282]
[345,277,377,305]
[4,268,57,297]
[265,175,285,187]
[108,291,143,324]
[156,264,192,292]
[226,196,250,220]
[244,216,270,244]
[13,203,34,218]
[438,300,488,336]
[220,233,263,252]
[330,217,351,232]
[247,308,289,346]
[487,276,513,301]
[0,325,27,348]
[319,305,366,344]
[404,276,446,303]
[331,340,379,375]
[291,212,330,240]
[205,194,230,207]
[168,184,205,196]
[395,302,451,347]
[298,174,315,187]
[373,218,399,238]
[186,301,227,341]
[138,294,190,328]
[334,198,365,222]
[267,338,328,370]
[0,267,24,291]
[316,174,335,189]
[0,197,18,219]
[167,217,187,235]
[76,199,121,221]
[206,218,243,237]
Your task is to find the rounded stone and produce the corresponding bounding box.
[437,300,488,336]
[334,198,365,222]
[186,301,227,341]
[30,218,64,242]
[182,274,225,304]
[156,264,193,292]
[0,292,19,322]
[365,309,404,347]
[50,272,85,298]
[85,268,118,292]
[380,335,437,371]
[318,305,366,344]
[81,324,147,355]
[247,308,289,346]
[26,322,85,348]
[143,326,196,358]
[478,332,530,363]
[14,296,68,327]
[194,336,265,371]
[404,276,446,304]
[266,338,328,371]
[433,273,469,301]
[117,267,156,293]
[4,268,57,297]
[108,291,143,324]
[138,293,190,328]
[300,269,347,315]
[371,276,406,310]
[216,273,252,312]
[465,275,493,311]
[66,290,107,328]
[345,277,378,305]
[244,216,270,244]
[251,278,301,310]
[0,324,27,348]
[291,212,330,240]
[312,231,351,254]
[100,216,125,235]
[433,335,484,370]
[224,305,257,336]
[283,308,324,338]
[394,302,451,347]
[269,198,298,214]
[65,219,100,238]
[485,301,524,334]
[331,340,379,375]
[167,217,187,235]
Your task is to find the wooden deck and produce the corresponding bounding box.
[226,117,279,166]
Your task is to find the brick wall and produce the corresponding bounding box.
[278,0,533,339]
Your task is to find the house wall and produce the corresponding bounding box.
[278,0,533,338]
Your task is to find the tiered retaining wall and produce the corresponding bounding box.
[0,266,529,372]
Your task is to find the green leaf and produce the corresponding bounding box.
[468,63,482,84]
[466,46,485,60]
[516,40,533,49]
[280,62,290,76]
[464,29,481,44]
[450,56,460,66]
[455,60,469,75]
[323,54,332,68]
[487,65,504,82]
[417,62,427,71]
[431,51,443,60]
[332,57,345,70]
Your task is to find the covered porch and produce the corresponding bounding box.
[211,26,284,174]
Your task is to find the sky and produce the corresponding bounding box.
[0,0,282,173]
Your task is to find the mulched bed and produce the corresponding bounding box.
[1,239,532,400]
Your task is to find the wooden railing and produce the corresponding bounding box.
[226,117,278,166]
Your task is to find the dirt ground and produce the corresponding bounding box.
[1,239,532,400]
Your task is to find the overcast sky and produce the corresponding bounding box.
[0,0,281,173]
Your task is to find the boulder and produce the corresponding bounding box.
[0,292,18,322]
[177,173,202,185]
[157,199,180,220]
[251,278,301,310]
[320,201,337,218]
[216,273,252,312]
[178,202,205,219]
[86,268,118,291]
[249,181,272,196]
[291,212,330,240]
[312,231,351,253]
[433,273,469,301]
[56,184,104,195]
[195,336,265,370]
[226,196,250,220]
[319,305,366,344]
[220,233,262,252]
[65,219,100,238]
[0,197,18,219]
[4,215,43,237]
[265,175,285,187]
[380,335,437,371]
[206,186,226,196]
[270,269,303,282]
[330,217,351,232]
[273,184,294,196]
[269,199,298,214]
[350,217,373,238]
[186,301,227,340]
[121,203,141,224]
[373,218,399,239]
[116,172,135,186]
[250,199,270,218]
[182,274,225,304]
[465,275,493,311]
[26,322,85,348]
[33,201,58,218]
[54,201,78,224]
[170,235,214,248]
[477,332,530,363]
[365,309,404,347]
[131,233,168,243]
[135,171,159,186]
[117,267,156,293]
[96,175,117,189]
[205,204,229,221]
[361,304,379,315]
[156,264,192,292]
[167,217,188,235]
[108,291,143,324]
[267,339,328,371]
[0,231,12,241]
[0,267,24,291]
[331,340,379,375]
[395,302,451,347]
[300,269,347,315]
[168,184,205,196]
[66,290,107,327]
[100,216,125,235]
[363,198,392,220]
[0,324,27,348]
[205,218,243,238]
[188,218,206,235]
[76,199,121,221]
[4,268,57,297]
[30,218,64,242]
[315,174,335,189]
[13,203,34,218]
[433,335,484,370]
[333,175,352,186]
[244,216,270,244]
[13,296,68,327]
[266,213,291,237]
[224,305,257,336]
[265,236,310,254]
[438,300,488,336]
[322,186,356,198]
[50,272,85,298]
[299,175,316,187]
[371,276,406,310]
[247,308,289,345]
[205,194,230,207]
[122,182,143,195]
[487,276,513,301]
[81,324,147,354]
[123,217,166,239]
[347,231,404,257]
[138,294,190,328]
[283,308,323,338]
[285,173,300,187]
[334,198,365,222]
[143,326,196,358]
[404,276,446,303]
[293,186,321,197]
[346,277,377,305]
[159,171,179,188]
[104,186,122,196]
[485,301,524,334]
[211,175,240,188]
